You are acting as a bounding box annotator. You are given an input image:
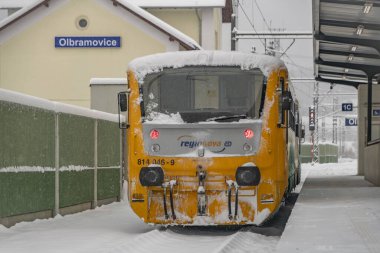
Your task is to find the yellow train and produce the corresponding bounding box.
[118,51,304,225]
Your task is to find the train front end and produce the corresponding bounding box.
[125,52,287,225]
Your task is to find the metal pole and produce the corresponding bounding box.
[322,116,326,142]
[54,114,60,216]
[235,31,313,40]
[332,97,338,144]
[312,82,320,163]
[93,119,98,208]
[367,75,373,143]
[231,14,236,51]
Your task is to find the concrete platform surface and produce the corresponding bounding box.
[277,161,380,253]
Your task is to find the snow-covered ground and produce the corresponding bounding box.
[0,160,363,253]
[278,159,380,253]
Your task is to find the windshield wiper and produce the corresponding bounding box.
[206,114,247,122]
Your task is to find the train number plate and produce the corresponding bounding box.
[136,159,175,166]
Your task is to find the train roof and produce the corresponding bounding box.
[128,50,286,84]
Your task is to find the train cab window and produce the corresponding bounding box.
[278,78,285,126]
[194,76,219,109]
[159,75,192,112]
[142,67,265,123]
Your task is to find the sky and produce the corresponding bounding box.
[236,0,358,145]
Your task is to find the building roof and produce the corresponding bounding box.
[0,0,34,8]
[313,0,380,88]
[0,0,202,50]
[125,0,225,8]
[0,0,47,31]
[115,0,201,50]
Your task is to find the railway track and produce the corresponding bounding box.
[104,226,277,253]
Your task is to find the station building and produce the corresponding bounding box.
[0,0,226,108]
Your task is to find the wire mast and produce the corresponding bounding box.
[231,0,238,51]
[312,82,320,164]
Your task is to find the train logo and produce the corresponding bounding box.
[177,135,232,153]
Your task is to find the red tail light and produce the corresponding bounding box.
[150,129,160,140]
[244,129,254,139]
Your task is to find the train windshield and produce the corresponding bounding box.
[142,67,265,123]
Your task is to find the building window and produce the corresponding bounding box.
[76,16,89,30]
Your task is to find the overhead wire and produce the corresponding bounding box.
[280,39,295,57]
[237,0,266,48]
[253,0,271,30]
[251,0,310,77]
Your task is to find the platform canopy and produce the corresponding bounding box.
[313,0,380,88]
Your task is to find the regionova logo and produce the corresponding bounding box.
[177,135,232,153]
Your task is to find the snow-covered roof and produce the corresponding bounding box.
[0,0,46,31]
[128,50,286,83]
[90,78,128,86]
[0,0,202,50]
[0,88,120,122]
[0,0,35,8]
[114,0,201,50]
[126,0,226,8]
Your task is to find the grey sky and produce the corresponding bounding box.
[236,0,357,143]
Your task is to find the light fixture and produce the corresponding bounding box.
[351,46,357,52]
[348,54,354,61]
[363,2,373,14]
[356,25,364,35]
[344,68,349,73]
[243,143,252,152]
[151,144,160,152]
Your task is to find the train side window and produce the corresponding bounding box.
[258,77,267,117]
[277,77,293,128]
[277,77,285,126]
[290,102,296,131]
[295,111,300,137]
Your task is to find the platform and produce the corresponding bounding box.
[277,164,380,253]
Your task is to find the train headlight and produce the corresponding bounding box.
[243,143,252,152]
[235,166,261,186]
[139,166,164,186]
[151,144,160,152]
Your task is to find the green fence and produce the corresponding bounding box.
[0,89,122,226]
[300,143,338,163]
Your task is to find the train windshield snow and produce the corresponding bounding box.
[142,67,264,123]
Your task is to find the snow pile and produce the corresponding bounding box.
[0,166,55,173]
[127,0,226,8]
[0,166,96,173]
[128,51,285,84]
[59,166,94,172]
[302,159,357,176]
[90,78,128,85]
[145,112,185,124]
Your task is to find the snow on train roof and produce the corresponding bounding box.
[128,50,286,84]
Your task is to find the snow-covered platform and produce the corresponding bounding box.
[277,161,380,253]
